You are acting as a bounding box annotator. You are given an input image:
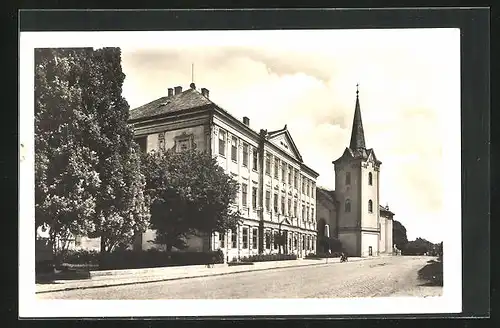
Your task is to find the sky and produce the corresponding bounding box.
[116,29,460,244]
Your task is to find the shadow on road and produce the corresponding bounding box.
[36,266,91,284]
[418,259,443,287]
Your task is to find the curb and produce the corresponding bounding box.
[36,260,340,294]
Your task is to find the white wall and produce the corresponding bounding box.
[361,232,379,257]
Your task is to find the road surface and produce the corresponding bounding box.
[37,256,442,300]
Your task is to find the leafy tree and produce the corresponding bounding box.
[143,149,241,251]
[35,47,150,255]
[84,48,150,252]
[403,237,435,255]
[393,220,409,251]
[35,48,101,256]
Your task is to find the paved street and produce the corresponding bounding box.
[37,256,442,300]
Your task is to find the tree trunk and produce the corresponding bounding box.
[100,234,107,253]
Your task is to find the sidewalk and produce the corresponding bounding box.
[36,256,373,294]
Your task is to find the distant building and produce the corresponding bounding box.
[315,87,395,257]
[129,83,319,260]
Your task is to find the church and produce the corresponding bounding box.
[315,86,395,257]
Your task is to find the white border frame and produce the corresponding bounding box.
[19,29,462,318]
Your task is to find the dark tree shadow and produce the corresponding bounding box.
[36,265,91,284]
[418,259,443,287]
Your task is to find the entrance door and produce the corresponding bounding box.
[368,246,373,256]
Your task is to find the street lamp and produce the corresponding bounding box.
[324,224,330,264]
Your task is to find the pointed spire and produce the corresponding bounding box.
[349,83,366,150]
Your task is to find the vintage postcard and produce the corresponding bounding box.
[19,28,462,317]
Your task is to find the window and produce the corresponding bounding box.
[306,206,310,221]
[368,200,373,213]
[302,236,306,250]
[288,165,292,185]
[274,158,279,179]
[252,187,257,210]
[265,191,271,212]
[252,148,258,171]
[219,232,225,248]
[231,230,237,248]
[241,183,248,207]
[345,199,351,213]
[302,205,305,220]
[346,172,351,185]
[368,172,373,185]
[158,132,165,151]
[302,178,305,194]
[136,136,147,153]
[287,199,291,216]
[311,208,315,222]
[252,228,258,249]
[294,236,298,249]
[281,196,285,214]
[294,200,297,217]
[311,183,315,199]
[294,169,299,188]
[219,130,226,156]
[243,143,249,167]
[273,194,278,213]
[282,164,286,183]
[265,153,271,175]
[306,180,310,197]
[288,236,292,250]
[231,136,238,162]
[242,227,248,249]
[265,231,271,249]
[177,139,191,152]
[273,231,279,249]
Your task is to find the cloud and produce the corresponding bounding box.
[120,29,458,244]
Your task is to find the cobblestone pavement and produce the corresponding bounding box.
[37,256,442,300]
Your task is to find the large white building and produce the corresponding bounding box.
[129,83,319,261]
[315,87,394,257]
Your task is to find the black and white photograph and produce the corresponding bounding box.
[20,26,463,317]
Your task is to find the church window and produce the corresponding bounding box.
[345,199,351,213]
[346,172,351,185]
[368,200,373,213]
[368,172,373,186]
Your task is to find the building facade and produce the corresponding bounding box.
[315,87,395,257]
[129,83,319,261]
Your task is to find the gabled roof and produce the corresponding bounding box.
[129,88,213,122]
[333,147,381,165]
[266,124,303,162]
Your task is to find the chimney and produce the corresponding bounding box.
[201,88,209,98]
[168,88,173,97]
[243,116,250,126]
[174,86,182,95]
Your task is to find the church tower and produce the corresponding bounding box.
[333,85,382,257]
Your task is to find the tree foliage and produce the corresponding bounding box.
[35,47,150,254]
[403,237,438,255]
[35,48,101,253]
[143,149,241,251]
[392,220,409,250]
[85,48,150,252]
